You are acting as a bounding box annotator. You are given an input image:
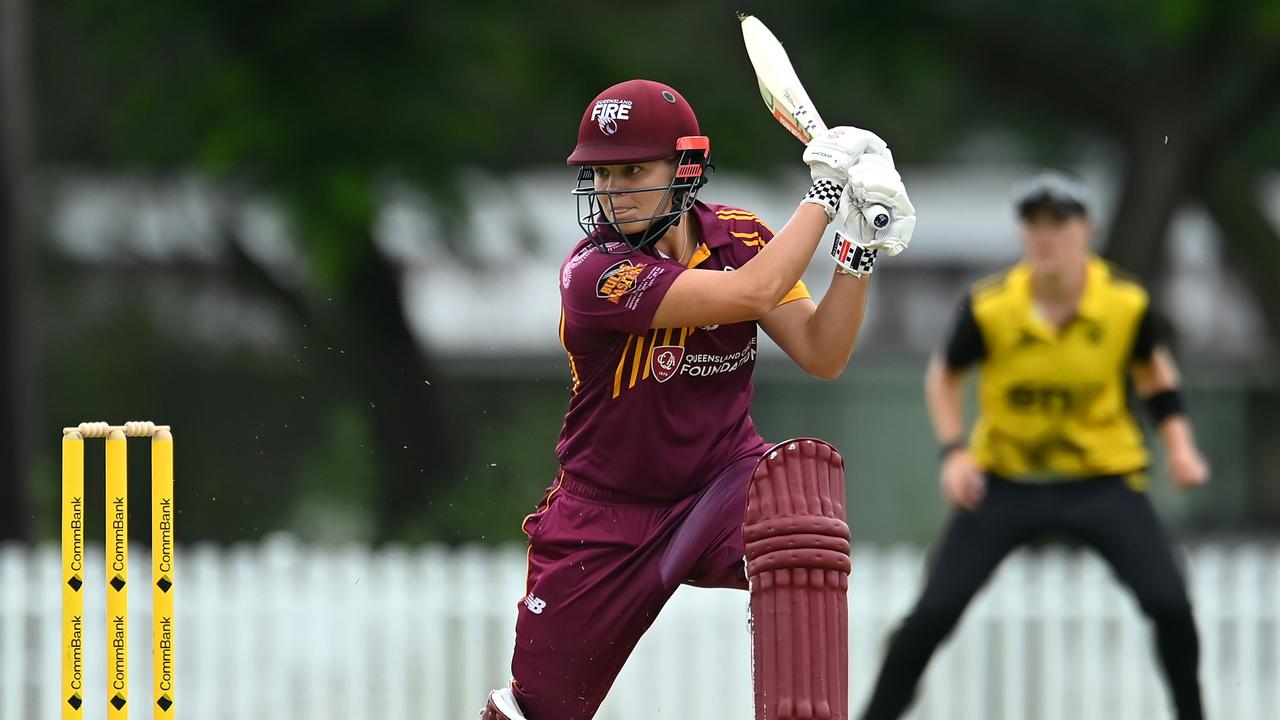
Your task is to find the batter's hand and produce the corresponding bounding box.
[1167,445,1210,490]
[837,152,916,256]
[941,449,985,510]
[803,126,888,188]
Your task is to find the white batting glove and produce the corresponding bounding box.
[803,126,889,188]
[835,151,916,257]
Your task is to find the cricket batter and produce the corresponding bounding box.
[859,171,1209,719]
[481,79,915,719]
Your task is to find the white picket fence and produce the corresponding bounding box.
[1,537,1277,719]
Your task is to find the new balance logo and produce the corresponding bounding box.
[524,593,547,615]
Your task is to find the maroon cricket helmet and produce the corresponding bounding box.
[567,79,702,165]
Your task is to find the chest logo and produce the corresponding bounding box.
[596,259,647,303]
[651,346,685,383]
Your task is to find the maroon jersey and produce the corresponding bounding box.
[555,201,810,502]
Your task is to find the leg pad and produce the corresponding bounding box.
[746,438,851,720]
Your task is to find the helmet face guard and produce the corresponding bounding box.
[571,136,711,253]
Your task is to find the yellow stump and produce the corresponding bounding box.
[62,433,85,718]
[106,430,128,718]
[152,429,175,718]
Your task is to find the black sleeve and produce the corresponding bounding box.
[1130,304,1161,363]
[943,295,986,370]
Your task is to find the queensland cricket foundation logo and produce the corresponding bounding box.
[651,346,685,383]
[590,98,632,135]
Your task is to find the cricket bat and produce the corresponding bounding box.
[739,13,890,230]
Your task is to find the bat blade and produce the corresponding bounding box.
[739,13,892,231]
[740,14,827,143]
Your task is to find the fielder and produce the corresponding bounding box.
[859,171,1208,720]
[481,79,915,719]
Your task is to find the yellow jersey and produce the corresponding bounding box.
[944,257,1158,481]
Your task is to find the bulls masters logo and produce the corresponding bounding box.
[651,346,685,383]
[596,259,646,304]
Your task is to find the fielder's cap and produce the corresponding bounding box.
[1014,170,1090,219]
[567,79,700,166]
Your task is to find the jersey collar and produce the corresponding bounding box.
[1015,256,1108,339]
[684,201,737,269]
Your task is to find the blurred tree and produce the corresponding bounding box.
[0,0,31,541]
[1199,115,1280,342]
[34,1,477,541]
[24,0,1280,542]
[900,0,1280,337]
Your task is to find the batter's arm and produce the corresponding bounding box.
[758,271,870,380]
[649,202,829,329]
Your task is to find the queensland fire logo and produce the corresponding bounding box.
[591,98,632,135]
[651,346,685,383]
[596,259,646,303]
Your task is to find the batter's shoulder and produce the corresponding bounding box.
[704,202,776,237]
[559,240,598,292]
[559,239,646,295]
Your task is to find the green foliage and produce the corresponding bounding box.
[40,0,1280,172]
[419,379,564,544]
[291,403,380,542]
[33,266,325,542]
[25,0,1280,544]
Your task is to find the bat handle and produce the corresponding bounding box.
[862,204,891,230]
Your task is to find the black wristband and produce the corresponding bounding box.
[1145,389,1186,426]
[939,439,966,459]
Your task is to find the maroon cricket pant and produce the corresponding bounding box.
[511,453,761,719]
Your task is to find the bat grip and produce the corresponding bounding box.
[862,204,891,230]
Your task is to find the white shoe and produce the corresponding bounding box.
[481,687,528,720]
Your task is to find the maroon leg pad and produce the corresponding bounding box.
[746,438,850,720]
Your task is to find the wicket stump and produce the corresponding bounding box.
[62,421,175,719]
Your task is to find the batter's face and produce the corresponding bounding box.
[592,159,678,235]
[1020,212,1091,278]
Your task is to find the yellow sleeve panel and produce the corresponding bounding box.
[776,280,811,307]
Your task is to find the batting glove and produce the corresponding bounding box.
[835,151,916,257]
[803,126,889,189]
